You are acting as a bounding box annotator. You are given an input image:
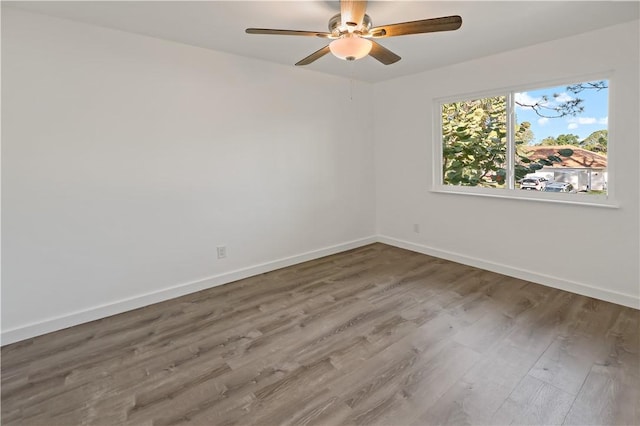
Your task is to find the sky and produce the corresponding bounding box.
[514,80,609,145]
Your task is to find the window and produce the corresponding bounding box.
[436,79,610,201]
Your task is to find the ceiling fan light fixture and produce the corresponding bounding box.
[329,34,372,61]
[246,1,462,67]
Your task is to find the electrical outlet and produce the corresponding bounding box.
[217,246,227,259]
[413,224,420,234]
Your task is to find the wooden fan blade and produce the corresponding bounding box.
[246,28,331,38]
[369,15,462,38]
[295,45,331,66]
[340,0,367,27]
[369,41,401,65]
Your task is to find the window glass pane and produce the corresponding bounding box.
[514,80,608,195]
[441,96,507,188]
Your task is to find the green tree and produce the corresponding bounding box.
[581,130,608,154]
[442,96,507,187]
[515,121,534,146]
[539,136,557,146]
[538,133,581,146]
[538,131,606,153]
[556,133,581,145]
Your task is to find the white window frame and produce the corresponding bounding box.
[431,74,618,208]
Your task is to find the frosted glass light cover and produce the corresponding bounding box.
[329,35,372,61]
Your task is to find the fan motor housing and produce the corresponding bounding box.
[328,13,372,35]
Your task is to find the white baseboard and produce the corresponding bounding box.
[377,235,640,310]
[0,236,377,346]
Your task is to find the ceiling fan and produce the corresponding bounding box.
[246,0,462,66]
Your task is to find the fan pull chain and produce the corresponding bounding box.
[349,60,356,101]
[350,78,354,101]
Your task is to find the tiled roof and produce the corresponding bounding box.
[521,145,607,168]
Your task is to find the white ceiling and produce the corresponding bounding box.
[5,1,639,82]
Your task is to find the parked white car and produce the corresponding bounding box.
[520,177,548,191]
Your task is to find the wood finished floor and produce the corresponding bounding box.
[2,243,639,426]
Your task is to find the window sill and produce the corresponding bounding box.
[431,185,619,208]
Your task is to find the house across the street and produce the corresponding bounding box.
[523,145,608,191]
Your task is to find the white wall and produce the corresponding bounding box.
[1,8,376,343]
[374,21,640,308]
